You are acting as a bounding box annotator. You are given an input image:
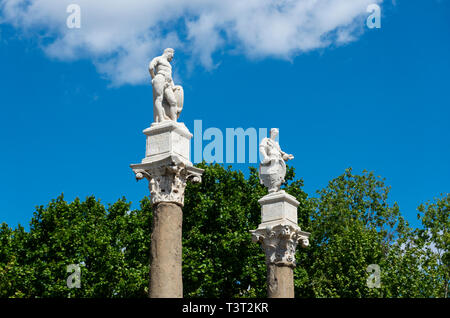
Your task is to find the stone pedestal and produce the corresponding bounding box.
[250,191,310,298]
[142,121,192,164]
[130,121,203,298]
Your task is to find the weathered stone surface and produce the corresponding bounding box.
[131,121,203,207]
[251,191,310,268]
[130,110,203,298]
[131,156,202,207]
[251,130,311,298]
[258,191,300,228]
[251,224,309,268]
[149,202,183,298]
[267,264,294,298]
[251,216,309,298]
[143,121,192,164]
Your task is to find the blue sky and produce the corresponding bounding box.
[0,0,449,230]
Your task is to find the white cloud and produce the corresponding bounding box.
[0,0,383,86]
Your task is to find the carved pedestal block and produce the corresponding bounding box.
[142,121,192,164]
[250,191,310,297]
[258,191,300,229]
[131,122,203,207]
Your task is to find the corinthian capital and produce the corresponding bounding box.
[131,156,203,207]
[251,224,310,268]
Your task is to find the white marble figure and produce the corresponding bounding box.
[259,128,294,193]
[149,48,184,123]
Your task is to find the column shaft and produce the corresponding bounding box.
[267,264,294,298]
[149,202,183,298]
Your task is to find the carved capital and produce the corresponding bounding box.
[251,224,310,268]
[132,162,202,207]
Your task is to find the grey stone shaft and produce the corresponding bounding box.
[267,264,294,298]
[149,202,183,298]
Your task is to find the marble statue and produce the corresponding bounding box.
[259,128,294,193]
[149,48,184,123]
[252,128,310,298]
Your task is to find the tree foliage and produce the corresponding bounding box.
[0,164,447,298]
[416,194,449,297]
[0,196,152,297]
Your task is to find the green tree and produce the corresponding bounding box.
[0,195,152,297]
[416,194,449,297]
[292,168,419,297]
[0,223,32,298]
[0,164,447,298]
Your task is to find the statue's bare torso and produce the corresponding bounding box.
[150,56,173,80]
[148,49,183,123]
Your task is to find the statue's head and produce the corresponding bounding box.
[270,128,279,139]
[164,48,175,61]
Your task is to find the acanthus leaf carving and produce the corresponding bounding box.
[251,224,310,268]
[132,162,202,207]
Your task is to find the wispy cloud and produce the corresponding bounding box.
[0,0,382,86]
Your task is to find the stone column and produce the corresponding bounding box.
[251,191,310,298]
[131,121,203,298]
[150,202,183,298]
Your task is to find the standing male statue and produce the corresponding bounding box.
[259,128,294,193]
[149,48,184,123]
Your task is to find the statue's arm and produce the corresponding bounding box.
[278,144,294,161]
[281,150,294,161]
[149,58,158,79]
[259,140,270,164]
